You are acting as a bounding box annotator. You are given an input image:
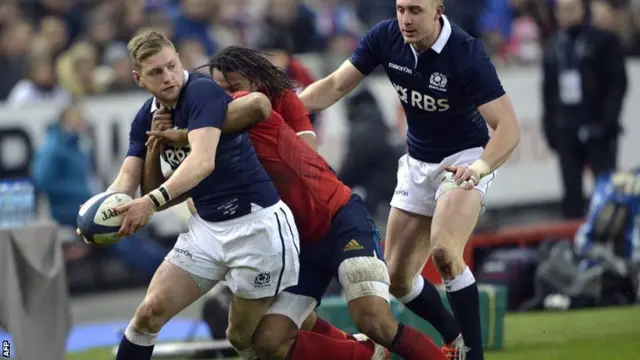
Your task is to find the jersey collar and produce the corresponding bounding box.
[409,15,452,65]
[150,70,190,113]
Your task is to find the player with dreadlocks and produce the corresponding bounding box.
[149,45,447,360]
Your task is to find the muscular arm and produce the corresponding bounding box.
[298,60,365,113]
[107,157,143,198]
[477,94,521,172]
[160,127,221,200]
[220,92,272,133]
[147,93,272,145]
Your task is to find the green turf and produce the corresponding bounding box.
[65,306,640,359]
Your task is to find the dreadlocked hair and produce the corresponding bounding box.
[203,46,295,102]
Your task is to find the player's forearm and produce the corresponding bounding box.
[299,75,348,113]
[108,157,143,197]
[221,93,272,133]
[155,153,214,203]
[477,120,520,174]
[141,146,165,196]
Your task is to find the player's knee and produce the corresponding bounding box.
[387,265,415,299]
[431,245,465,279]
[252,317,297,360]
[339,256,391,302]
[133,293,170,333]
[226,325,254,351]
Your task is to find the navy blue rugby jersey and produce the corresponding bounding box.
[349,16,505,163]
[126,71,279,222]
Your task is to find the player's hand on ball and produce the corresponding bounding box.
[113,197,156,237]
[145,128,188,147]
[444,165,479,190]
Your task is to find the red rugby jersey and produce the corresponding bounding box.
[235,90,351,244]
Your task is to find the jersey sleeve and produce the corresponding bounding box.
[462,40,506,107]
[279,90,314,134]
[126,100,153,158]
[349,20,388,76]
[185,78,232,131]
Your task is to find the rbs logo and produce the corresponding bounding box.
[392,82,449,112]
[163,145,191,169]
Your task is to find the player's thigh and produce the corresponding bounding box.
[384,207,433,286]
[431,147,496,252]
[432,171,494,252]
[224,201,301,300]
[137,217,225,329]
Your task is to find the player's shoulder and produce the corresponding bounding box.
[133,97,154,122]
[444,17,491,69]
[182,72,230,101]
[368,18,401,39]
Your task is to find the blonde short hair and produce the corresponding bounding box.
[127,30,174,68]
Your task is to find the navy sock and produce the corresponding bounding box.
[115,326,156,360]
[446,268,484,360]
[400,276,460,344]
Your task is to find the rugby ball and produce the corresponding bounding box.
[77,192,132,246]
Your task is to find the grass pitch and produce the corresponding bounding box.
[65,306,640,360]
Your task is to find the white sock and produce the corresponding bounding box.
[397,275,425,303]
[124,323,158,347]
[443,267,475,292]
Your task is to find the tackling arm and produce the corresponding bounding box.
[220,92,272,133]
[141,141,165,196]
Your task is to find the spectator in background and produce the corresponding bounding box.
[115,1,147,43]
[478,0,516,62]
[173,0,217,55]
[32,103,167,277]
[511,0,558,43]
[32,103,94,227]
[338,88,404,220]
[6,54,70,106]
[0,0,21,28]
[264,0,325,53]
[20,0,83,42]
[102,42,139,93]
[445,0,485,38]
[178,37,209,72]
[355,0,395,28]
[82,11,116,64]
[255,28,319,126]
[0,19,34,99]
[56,41,104,97]
[542,0,628,218]
[38,15,69,58]
[255,29,316,93]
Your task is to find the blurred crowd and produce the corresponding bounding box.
[1,0,640,105]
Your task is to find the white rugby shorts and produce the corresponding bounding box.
[390,147,496,217]
[165,201,300,299]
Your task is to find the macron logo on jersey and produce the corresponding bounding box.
[392,82,450,112]
[388,62,413,75]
